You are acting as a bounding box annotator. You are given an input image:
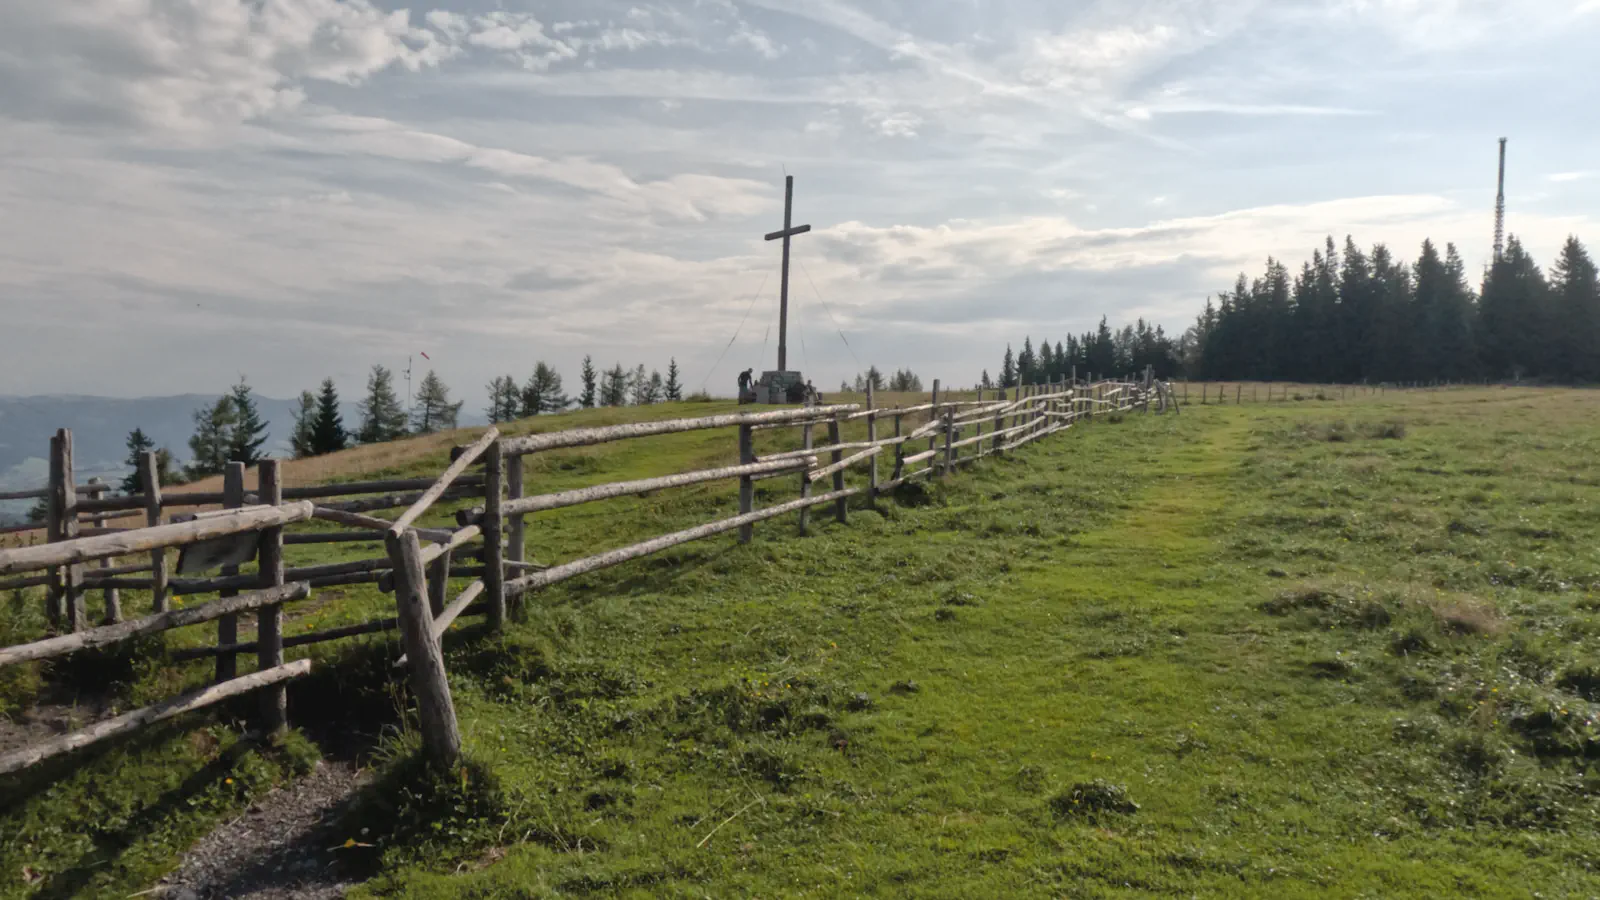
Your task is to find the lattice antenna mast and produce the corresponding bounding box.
[1493,137,1507,264]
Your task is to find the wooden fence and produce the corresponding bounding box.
[0,373,1172,774]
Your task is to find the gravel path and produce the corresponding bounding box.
[154,758,370,900]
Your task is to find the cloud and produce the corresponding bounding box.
[0,0,457,132]
[1549,171,1596,182]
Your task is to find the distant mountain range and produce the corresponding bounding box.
[0,394,485,523]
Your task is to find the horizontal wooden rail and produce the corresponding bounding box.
[391,427,499,534]
[0,488,48,501]
[807,445,881,483]
[502,405,858,455]
[902,448,939,466]
[0,582,310,668]
[876,466,935,493]
[395,580,487,667]
[284,530,386,545]
[309,506,453,542]
[506,486,861,597]
[283,475,484,500]
[0,659,312,776]
[501,457,811,518]
[0,502,313,576]
[420,524,481,566]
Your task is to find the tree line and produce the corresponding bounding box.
[988,233,1598,387]
[1188,234,1598,383]
[136,357,698,491]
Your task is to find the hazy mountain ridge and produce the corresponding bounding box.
[0,393,480,523]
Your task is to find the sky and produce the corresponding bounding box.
[2,0,1598,402]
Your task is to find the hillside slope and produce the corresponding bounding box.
[4,389,1599,898]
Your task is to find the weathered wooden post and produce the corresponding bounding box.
[1201,383,1207,405]
[828,415,847,523]
[1236,384,1242,404]
[505,453,525,588]
[738,424,755,543]
[865,384,878,502]
[86,478,120,624]
[797,421,814,535]
[891,413,904,481]
[257,460,287,733]
[941,410,955,472]
[47,429,82,632]
[216,462,246,683]
[139,451,168,613]
[387,529,461,767]
[927,379,941,465]
[993,388,1006,456]
[482,440,505,629]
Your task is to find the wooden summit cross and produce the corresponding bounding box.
[764,175,810,373]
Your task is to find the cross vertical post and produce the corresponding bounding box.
[764,175,811,376]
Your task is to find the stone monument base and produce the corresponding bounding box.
[740,370,806,404]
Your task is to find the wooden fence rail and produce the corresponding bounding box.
[0,376,1175,775]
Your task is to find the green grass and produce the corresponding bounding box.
[4,388,1600,897]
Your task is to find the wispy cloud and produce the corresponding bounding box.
[1549,170,1596,182]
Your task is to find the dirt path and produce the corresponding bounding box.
[153,758,369,900]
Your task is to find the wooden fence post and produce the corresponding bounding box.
[1236,384,1242,404]
[891,414,904,481]
[86,478,121,624]
[942,410,955,472]
[993,389,1006,456]
[738,424,755,543]
[387,529,461,767]
[829,416,847,523]
[257,460,287,733]
[482,440,505,629]
[505,454,524,603]
[797,422,813,535]
[47,429,83,632]
[139,451,168,613]
[927,379,941,467]
[216,462,245,683]
[865,384,878,502]
[427,550,451,617]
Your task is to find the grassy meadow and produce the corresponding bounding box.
[3,386,1599,897]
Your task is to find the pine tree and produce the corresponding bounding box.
[357,365,409,444]
[665,358,683,401]
[887,369,923,392]
[485,375,519,423]
[1017,338,1037,385]
[1478,236,1548,379]
[1550,236,1600,381]
[186,395,236,478]
[1038,340,1055,381]
[120,429,155,493]
[601,364,628,407]
[580,355,598,408]
[411,370,463,434]
[520,363,567,415]
[1089,317,1116,376]
[1000,346,1017,388]
[290,391,318,458]
[980,369,992,389]
[647,370,664,404]
[310,378,348,455]
[226,377,269,465]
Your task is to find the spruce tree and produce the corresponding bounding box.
[1017,338,1037,385]
[411,370,463,434]
[485,375,519,423]
[310,378,348,454]
[1089,317,1116,376]
[580,355,598,408]
[1478,236,1548,379]
[1550,236,1600,381]
[357,365,409,443]
[121,429,156,493]
[521,363,567,415]
[601,364,628,406]
[186,395,236,478]
[665,358,683,401]
[289,391,318,458]
[226,378,269,465]
[1000,346,1016,388]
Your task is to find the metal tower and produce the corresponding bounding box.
[1493,137,1507,264]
